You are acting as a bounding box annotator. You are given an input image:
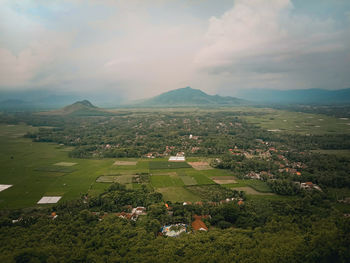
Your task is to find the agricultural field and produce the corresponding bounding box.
[156,187,201,203]
[149,161,191,170]
[242,108,350,135]
[150,173,184,188]
[0,124,114,209]
[0,124,297,209]
[185,185,243,201]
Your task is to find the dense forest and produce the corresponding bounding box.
[0,183,349,263]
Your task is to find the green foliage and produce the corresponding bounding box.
[268,180,301,196]
[185,185,244,202]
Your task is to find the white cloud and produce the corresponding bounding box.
[194,0,350,91]
[0,0,349,100]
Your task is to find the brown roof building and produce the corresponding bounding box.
[192,215,208,231]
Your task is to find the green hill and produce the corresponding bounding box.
[44,100,110,116]
[140,87,246,106]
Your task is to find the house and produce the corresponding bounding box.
[245,172,260,179]
[161,224,187,237]
[192,215,208,231]
[132,206,147,216]
[300,182,322,191]
[116,212,134,220]
[116,206,147,221]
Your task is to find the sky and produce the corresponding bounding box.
[1,0,350,101]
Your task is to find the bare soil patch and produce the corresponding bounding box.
[113,161,137,166]
[188,162,213,170]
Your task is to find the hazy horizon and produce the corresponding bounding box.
[1,0,350,101]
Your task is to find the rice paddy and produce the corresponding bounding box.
[0,123,285,209]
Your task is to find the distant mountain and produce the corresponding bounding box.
[0,99,35,110]
[0,89,125,109]
[237,88,350,104]
[140,87,246,106]
[44,100,110,116]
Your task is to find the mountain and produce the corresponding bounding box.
[0,89,125,109]
[237,88,350,104]
[139,87,246,106]
[44,100,110,116]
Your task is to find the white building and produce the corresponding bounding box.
[169,156,185,162]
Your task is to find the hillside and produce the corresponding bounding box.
[237,88,350,104]
[44,100,109,116]
[140,87,246,106]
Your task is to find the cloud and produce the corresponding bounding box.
[0,0,349,100]
[195,0,350,91]
[0,0,207,98]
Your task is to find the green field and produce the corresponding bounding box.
[0,124,294,209]
[149,161,191,170]
[242,108,350,135]
[156,187,201,203]
[0,124,117,209]
[185,185,240,201]
[177,171,198,185]
[150,173,184,188]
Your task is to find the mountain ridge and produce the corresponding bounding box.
[237,88,350,104]
[138,87,246,106]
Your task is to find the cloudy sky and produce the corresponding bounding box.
[1,0,350,100]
